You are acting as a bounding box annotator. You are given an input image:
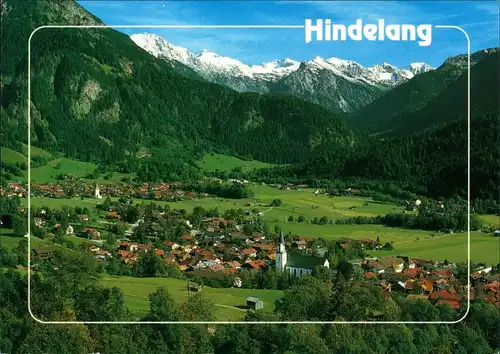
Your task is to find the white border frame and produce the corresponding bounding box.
[27,24,470,325]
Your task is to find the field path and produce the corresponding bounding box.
[215,304,247,312]
[260,206,274,214]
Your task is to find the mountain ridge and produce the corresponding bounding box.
[130,32,433,113]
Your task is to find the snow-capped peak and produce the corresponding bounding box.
[130,32,433,87]
[130,33,192,63]
[407,62,433,74]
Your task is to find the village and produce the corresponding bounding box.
[30,207,500,311]
[2,180,499,311]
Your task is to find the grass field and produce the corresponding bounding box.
[20,143,54,159]
[1,146,28,164]
[1,144,134,184]
[475,214,500,228]
[101,275,283,321]
[197,153,277,172]
[0,229,52,250]
[369,231,499,266]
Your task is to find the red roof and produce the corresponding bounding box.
[242,248,257,254]
[246,260,266,270]
[429,290,459,302]
[433,269,453,278]
[485,281,500,292]
[362,272,377,279]
[155,249,165,256]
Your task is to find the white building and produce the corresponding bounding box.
[275,232,329,277]
[94,184,102,199]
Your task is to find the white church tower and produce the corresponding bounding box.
[94,184,102,199]
[276,231,287,272]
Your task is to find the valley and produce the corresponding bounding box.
[0,0,499,351]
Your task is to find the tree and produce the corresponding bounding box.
[297,216,305,223]
[12,215,27,237]
[288,216,294,222]
[147,287,180,321]
[125,205,140,224]
[273,199,283,207]
[182,292,215,321]
[106,232,117,247]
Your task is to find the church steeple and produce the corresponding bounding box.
[276,231,287,272]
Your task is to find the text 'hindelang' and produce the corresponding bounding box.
[305,19,433,46]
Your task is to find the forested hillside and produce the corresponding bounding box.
[255,112,499,203]
[1,0,354,169]
[347,48,499,135]
[1,0,498,203]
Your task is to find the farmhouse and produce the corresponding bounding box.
[33,247,57,259]
[275,232,329,277]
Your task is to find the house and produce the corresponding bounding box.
[252,243,274,253]
[162,240,179,250]
[359,238,378,249]
[106,211,121,220]
[293,240,308,250]
[494,230,500,237]
[246,297,264,310]
[419,278,434,293]
[33,247,56,259]
[164,254,176,266]
[275,232,329,277]
[83,228,101,240]
[366,257,405,273]
[244,260,266,270]
[362,271,377,279]
[429,290,460,302]
[65,225,74,235]
[33,217,45,227]
[78,214,89,222]
[242,248,257,258]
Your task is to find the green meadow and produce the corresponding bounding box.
[369,231,499,266]
[1,147,28,164]
[0,229,54,250]
[197,153,277,172]
[21,143,54,159]
[475,214,500,228]
[2,144,133,184]
[101,275,283,321]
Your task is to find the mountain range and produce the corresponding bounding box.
[131,33,433,113]
[0,0,498,202]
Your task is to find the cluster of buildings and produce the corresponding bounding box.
[357,257,499,308]
[2,182,207,201]
[109,230,329,277]
[0,182,27,197]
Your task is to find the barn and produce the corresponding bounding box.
[246,297,264,310]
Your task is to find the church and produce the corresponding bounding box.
[275,232,329,277]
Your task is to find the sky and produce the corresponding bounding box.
[78,1,499,68]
